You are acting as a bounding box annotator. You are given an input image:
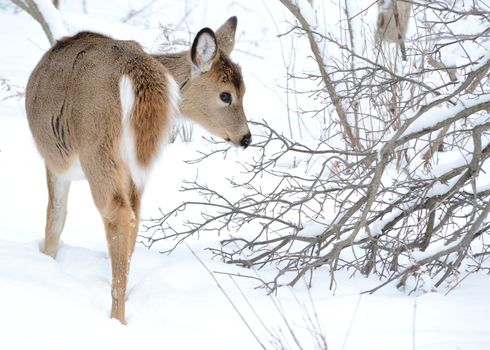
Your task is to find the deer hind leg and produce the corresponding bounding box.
[104,191,135,325]
[104,179,143,323]
[84,164,137,324]
[128,179,143,255]
[43,165,71,258]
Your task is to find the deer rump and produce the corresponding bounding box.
[26,31,177,185]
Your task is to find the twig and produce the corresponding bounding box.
[185,244,267,350]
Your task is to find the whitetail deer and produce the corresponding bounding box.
[376,0,411,60]
[25,16,250,324]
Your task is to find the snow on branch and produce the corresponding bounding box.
[398,54,490,142]
[11,0,68,45]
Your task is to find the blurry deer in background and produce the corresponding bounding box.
[376,0,412,60]
[25,16,250,324]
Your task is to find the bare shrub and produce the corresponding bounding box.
[143,0,490,294]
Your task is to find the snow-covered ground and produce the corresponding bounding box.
[0,1,489,349]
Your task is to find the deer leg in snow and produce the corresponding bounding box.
[43,165,70,258]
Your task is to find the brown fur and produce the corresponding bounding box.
[126,60,171,166]
[26,17,249,324]
[214,51,243,91]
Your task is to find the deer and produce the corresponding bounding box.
[376,0,411,61]
[25,16,251,324]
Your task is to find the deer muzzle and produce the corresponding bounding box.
[239,132,252,149]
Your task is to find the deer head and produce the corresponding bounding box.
[180,17,251,148]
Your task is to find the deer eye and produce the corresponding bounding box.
[220,92,232,104]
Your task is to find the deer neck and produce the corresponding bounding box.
[152,53,191,90]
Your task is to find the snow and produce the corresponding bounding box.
[1,1,490,350]
[297,219,330,237]
[291,0,318,29]
[33,0,69,40]
[401,93,490,140]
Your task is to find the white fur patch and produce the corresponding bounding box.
[197,32,216,61]
[166,73,180,136]
[50,177,70,235]
[119,75,150,190]
[59,157,85,181]
[196,31,217,69]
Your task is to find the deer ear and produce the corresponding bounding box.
[191,28,218,74]
[215,16,237,55]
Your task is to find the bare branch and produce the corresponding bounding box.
[11,0,56,45]
[279,0,360,150]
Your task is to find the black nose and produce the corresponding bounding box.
[240,132,252,149]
